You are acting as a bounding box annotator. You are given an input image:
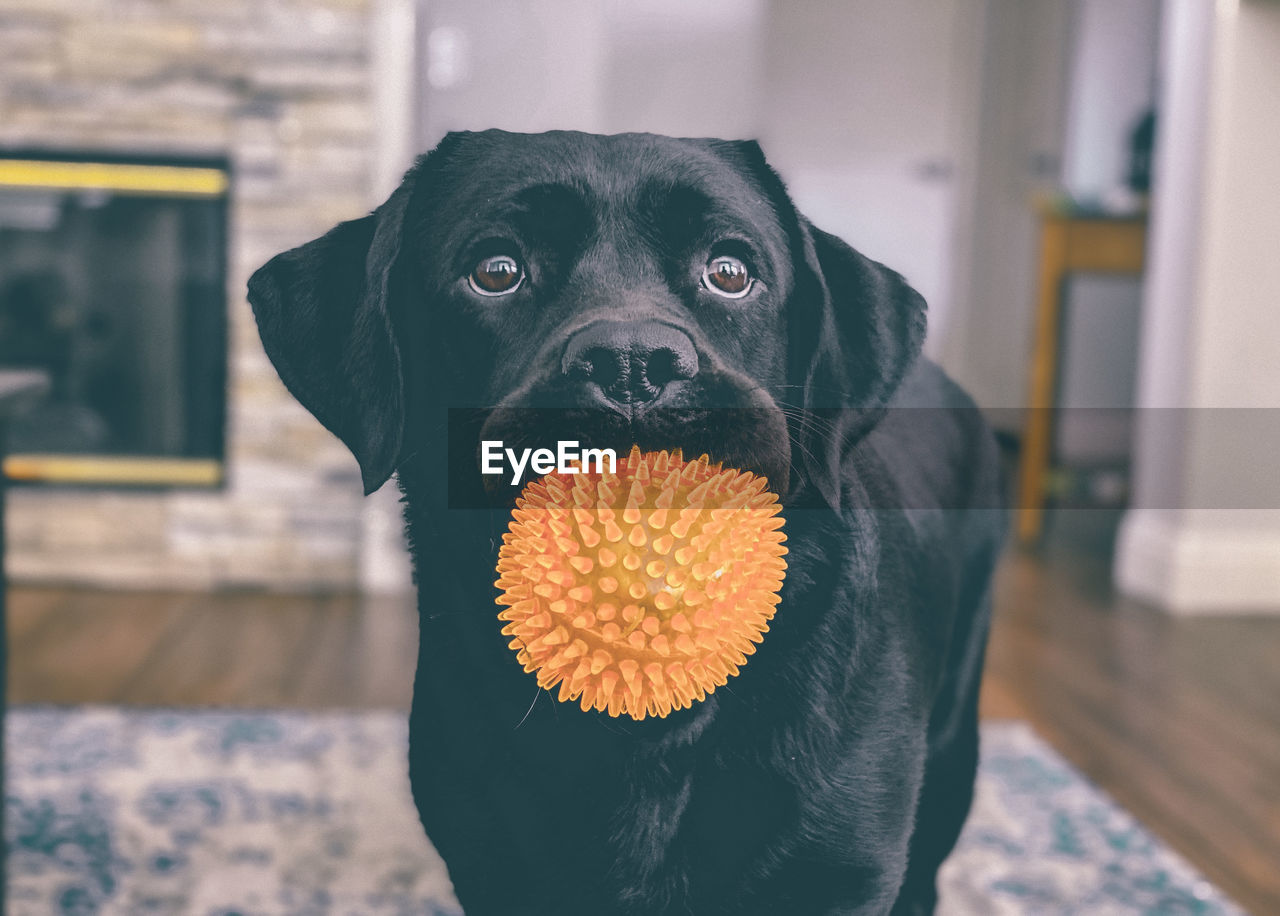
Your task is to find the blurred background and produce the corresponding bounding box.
[0,0,1277,912]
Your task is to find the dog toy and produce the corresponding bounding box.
[496,446,787,721]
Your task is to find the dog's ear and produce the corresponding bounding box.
[719,140,927,508]
[790,218,927,413]
[788,220,928,508]
[247,164,419,495]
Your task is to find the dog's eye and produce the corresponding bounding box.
[469,255,524,296]
[702,255,753,298]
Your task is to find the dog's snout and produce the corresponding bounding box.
[562,320,698,407]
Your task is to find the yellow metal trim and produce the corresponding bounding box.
[0,159,228,197]
[3,454,223,486]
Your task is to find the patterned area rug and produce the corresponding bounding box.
[5,709,1242,915]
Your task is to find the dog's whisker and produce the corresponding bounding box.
[782,407,841,441]
[391,448,423,476]
[780,407,838,442]
[514,687,541,730]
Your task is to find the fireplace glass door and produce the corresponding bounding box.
[0,154,228,487]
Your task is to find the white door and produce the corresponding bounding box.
[758,0,982,358]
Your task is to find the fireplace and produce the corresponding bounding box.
[0,152,229,487]
[0,0,412,591]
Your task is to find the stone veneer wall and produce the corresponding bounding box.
[1,0,389,590]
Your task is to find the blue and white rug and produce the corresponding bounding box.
[5,709,1242,915]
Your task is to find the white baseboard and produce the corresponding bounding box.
[1115,509,1280,614]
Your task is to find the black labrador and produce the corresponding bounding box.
[248,130,1004,915]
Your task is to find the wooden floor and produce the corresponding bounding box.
[8,588,418,710]
[7,511,1278,914]
[981,512,1280,915]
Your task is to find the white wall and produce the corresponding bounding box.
[757,0,984,359]
[1116,0,1280,614]
[415,0,769,146]
[946,0,1163,425]
[1055,0,1159,456]
[1060,0,1161,201]
[417,0,608,143]
[1187,0,1280,412]
[598,0,766,139]
[941,0,1074,413]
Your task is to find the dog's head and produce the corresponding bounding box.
[248,130,925,508]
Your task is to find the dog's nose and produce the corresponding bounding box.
[562,320,699,407]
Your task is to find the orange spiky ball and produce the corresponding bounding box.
[495,446,787,721]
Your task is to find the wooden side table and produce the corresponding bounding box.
[1016,208,1146,544]
[0,370,50,911]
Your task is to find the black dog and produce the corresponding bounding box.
[248,130,1004,915]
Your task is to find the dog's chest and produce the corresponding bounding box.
[490,737,802,913]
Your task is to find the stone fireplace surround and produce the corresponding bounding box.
[1,0,413,592]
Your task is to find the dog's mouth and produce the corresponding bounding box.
[469,400,791,507]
